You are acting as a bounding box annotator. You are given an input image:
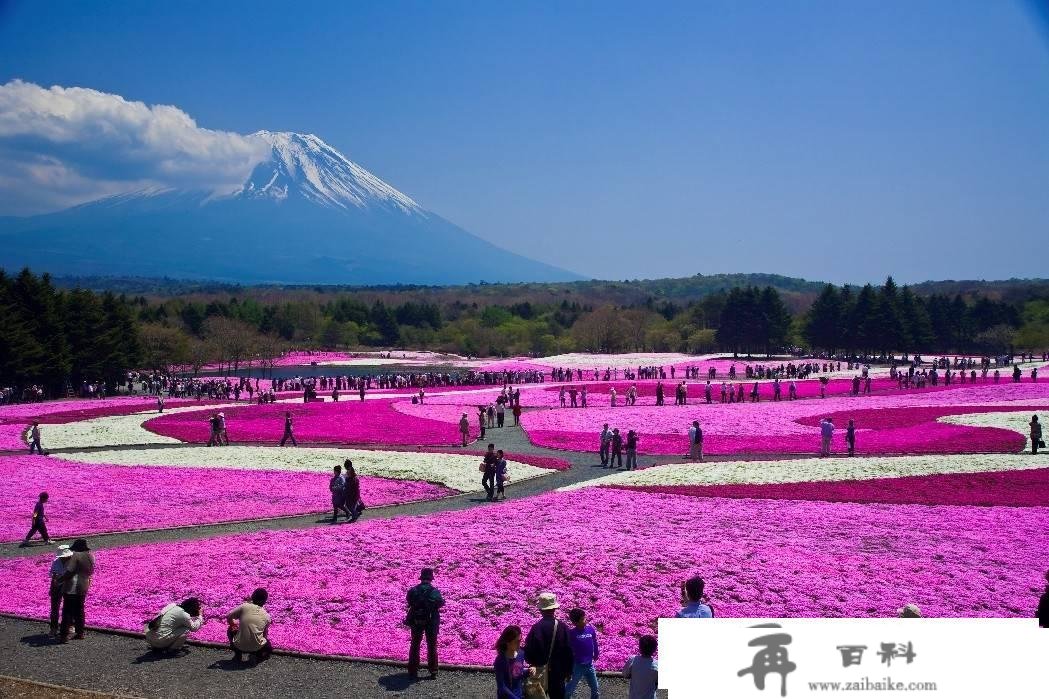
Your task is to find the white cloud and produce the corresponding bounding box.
[0,80,269,214]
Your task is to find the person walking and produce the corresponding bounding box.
[207,413,221,447]
[59,539,95,642]
[279,411,297,446]
[329,465,351,522]
[565,607,600,699]
[610,428,623,469]
[819,417,834,457]
[406,568,444,679]
[145,598,204,653]
[21,492,52,547]
[625,429,639,470]
[496,450,509,501]
[48,545,73,636]
[846,419,856,457]
[28,421,44,454]
[344,460,365,522]
[688,421,703,462]
[459,413,471,447]
[512,403,522,426]
[495,625,529,699]
[524,593,574,699]
[623,636,659,699]
[481,443,498,501]
[599,424,612,467]
[1031,415,1043,455]
[226,588,272,663]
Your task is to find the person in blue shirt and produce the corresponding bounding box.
[623,635,658,699]
[494,625,529,698]
[676,576,713,618]
[565,607,600,698]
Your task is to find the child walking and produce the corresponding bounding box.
[21,492,52,547]
[566,607,600,698]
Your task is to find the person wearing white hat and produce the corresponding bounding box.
[524,592,574,699]
[48,545,73,637]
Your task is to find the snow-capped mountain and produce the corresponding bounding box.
[239,131,421,213]
[0,133,578,285]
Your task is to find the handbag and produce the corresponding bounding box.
[523,620,558,699]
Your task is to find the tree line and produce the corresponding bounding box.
[4,268,1048,397]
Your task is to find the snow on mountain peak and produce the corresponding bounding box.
[239,130,421,214]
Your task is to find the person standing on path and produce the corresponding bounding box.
[623,635,659,699]
[524,593,574,699]
[599,424,612,467]
[610,428,623,469]
[329,465,351,522]
[59,538,95,642]
[512,403,522,426]
[48,545,73,636]
[344,460,365,522]
[495,450,509,501]
[565,607,600,699]
[688,421,703,462]
[218,412,230,446]
[28,421,43,454]
[226,588,272,663]
[406,568,444,679]
[482,443,499,501]
[207,413,221,447]
[625,429,639,470]
[819,417,834,457]
[459,413,471,447]
[279,411,297,446]
[846,419,856,457]
[494,625,529,699]
[1031,415,1043,455]
[21,492,51,547]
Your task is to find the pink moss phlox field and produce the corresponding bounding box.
[0,398,227,449]
[144,399,479,447]
[612,468,1049,507]
[0,455,454,541]
[0,488,1045,669]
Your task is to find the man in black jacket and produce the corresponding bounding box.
[406,568,444,679]
[524,592,574,699]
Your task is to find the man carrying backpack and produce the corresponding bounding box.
[406,568,444,679]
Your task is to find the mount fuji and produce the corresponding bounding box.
[0,131,579,285]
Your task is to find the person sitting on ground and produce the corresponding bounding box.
[897,603,922,618]
[145,598,204,653]
[623,635,658,699]
[226,588,272,663]
[676,575,713,618]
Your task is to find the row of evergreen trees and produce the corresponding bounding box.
[0,270,141,397]
[803,278,1020,355]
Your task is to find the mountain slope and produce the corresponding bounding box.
[0,132,579,285]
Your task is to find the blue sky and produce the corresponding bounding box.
[1,0,1047,284]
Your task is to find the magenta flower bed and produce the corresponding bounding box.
[144,400,479,447]
[0,455,454,541]
[0,398,227,449]
[612,468,1049,507]
[0,488,1044,669]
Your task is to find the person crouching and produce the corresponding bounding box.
[145,598,204,654]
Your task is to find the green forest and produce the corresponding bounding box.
[3,268,1049,397]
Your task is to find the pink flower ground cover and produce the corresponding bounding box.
[0,488,1044,669]
[0,398,226,449]
[144,399,479,447]
[613,468,1049,507]
[0,455,453,541]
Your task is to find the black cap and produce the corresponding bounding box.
[70,539,90,552]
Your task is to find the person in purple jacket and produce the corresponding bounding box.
[565,607,600,698]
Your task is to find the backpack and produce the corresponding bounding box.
[406,587,435,629]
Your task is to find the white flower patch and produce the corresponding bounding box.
[559,452,1049,491]
[39,403,242,449]
[939,410,1045,451]
[55,446,555,493]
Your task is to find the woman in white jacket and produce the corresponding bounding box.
[145,598,204,653]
